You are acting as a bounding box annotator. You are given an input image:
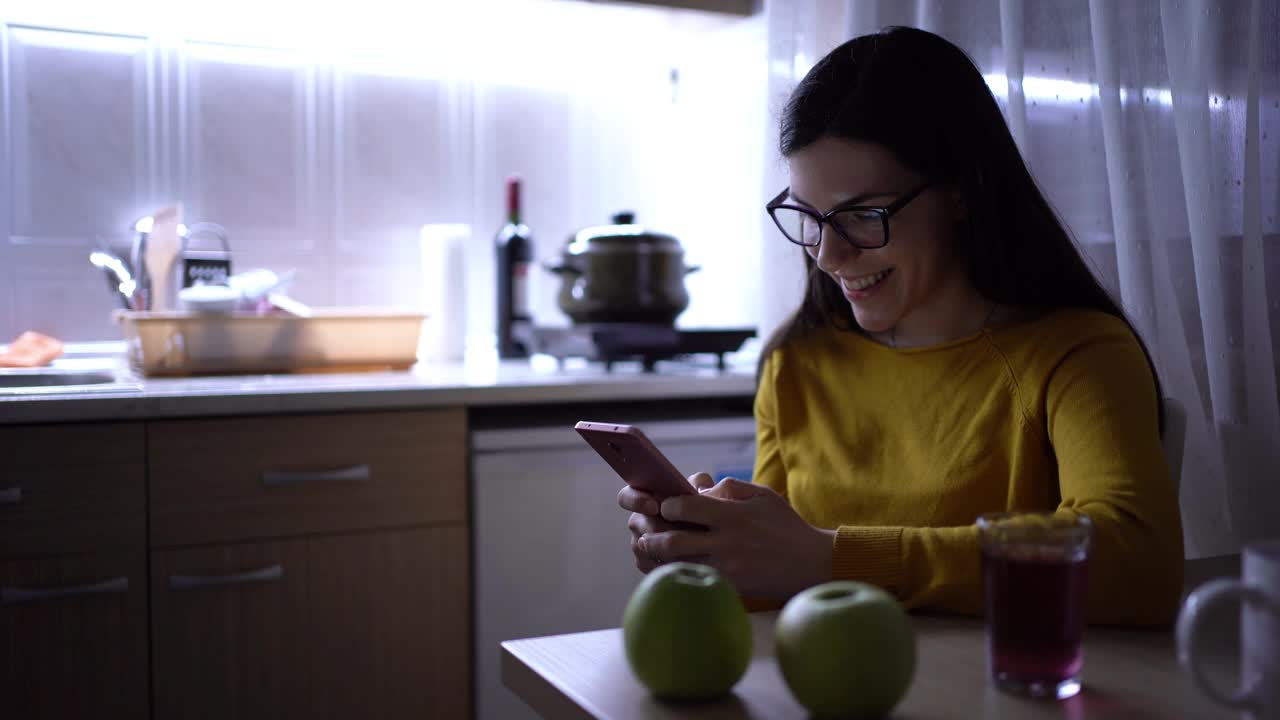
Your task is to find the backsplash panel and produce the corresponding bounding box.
[3,27,156,338]
[335,71,462,251]
[0,25,10,331]
[0,6,767,344]
[13,261,106,336]
[7,28,152,242]
[181,45,318,252]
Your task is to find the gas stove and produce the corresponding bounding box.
[523,324,755,372]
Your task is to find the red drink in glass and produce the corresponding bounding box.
[978,513,1092,700]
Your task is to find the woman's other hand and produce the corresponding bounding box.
[639,477,834,598]
[621,473,717,573]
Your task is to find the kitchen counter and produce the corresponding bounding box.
[0,345,757,424]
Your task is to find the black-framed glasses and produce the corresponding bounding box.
[765,182,934,249]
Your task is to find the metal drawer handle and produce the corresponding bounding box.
[0,487,20,505]
[261,464,370,487]
[2,576,128,605]
[169,563,284,591]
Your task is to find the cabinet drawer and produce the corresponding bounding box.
[0,422,145,467]
[149,408,466,546]
[0,423,146,559]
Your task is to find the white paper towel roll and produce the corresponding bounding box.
[419,223,471,363]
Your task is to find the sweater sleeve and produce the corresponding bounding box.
[830,334,1185,626]
[1043,333,1185,624]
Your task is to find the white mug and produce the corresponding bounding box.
[1178,540,1280,720]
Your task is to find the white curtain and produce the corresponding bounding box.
[760,0,1280,558]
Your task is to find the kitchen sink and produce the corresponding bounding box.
[0,368,142,395]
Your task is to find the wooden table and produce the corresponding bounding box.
[501,556,1241,719]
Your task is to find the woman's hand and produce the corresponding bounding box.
[621,473,835,598]
[619,473,717,573]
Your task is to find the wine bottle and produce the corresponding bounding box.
[496,176,533,358]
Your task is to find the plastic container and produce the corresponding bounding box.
[115,309,426,376]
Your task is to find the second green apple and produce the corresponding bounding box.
[775,580,916,719]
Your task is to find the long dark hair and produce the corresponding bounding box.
[763,26,1164,428]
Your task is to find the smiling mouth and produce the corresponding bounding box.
[841,268,893,292]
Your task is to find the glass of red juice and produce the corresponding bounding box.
[977,512,1093,700]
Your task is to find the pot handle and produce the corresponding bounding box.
[544,262,582,275]
[684,264,702,275]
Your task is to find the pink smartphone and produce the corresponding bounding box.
[574,421,695,497]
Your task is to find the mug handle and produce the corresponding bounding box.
[1176,578,1268,709]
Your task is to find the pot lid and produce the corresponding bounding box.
[567,211,682,255]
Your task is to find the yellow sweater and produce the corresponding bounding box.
[753,309,1185,626]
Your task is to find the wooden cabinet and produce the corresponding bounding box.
[308,525,470,719]
[0,422,148,720]
[148,407,470,720]
[151,539,311,720]
[622,0,755,14]
[1,407,470,719]
[0,551,149,719]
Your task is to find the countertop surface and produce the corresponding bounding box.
[0,344,757,424]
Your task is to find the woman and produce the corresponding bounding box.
[619,26,1184,626]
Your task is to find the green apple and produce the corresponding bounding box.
[621,562,752,701]
[775,581,916,719]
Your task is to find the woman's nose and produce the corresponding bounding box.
[810,228,857,274]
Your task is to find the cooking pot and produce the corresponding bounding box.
[545,212,699,325]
